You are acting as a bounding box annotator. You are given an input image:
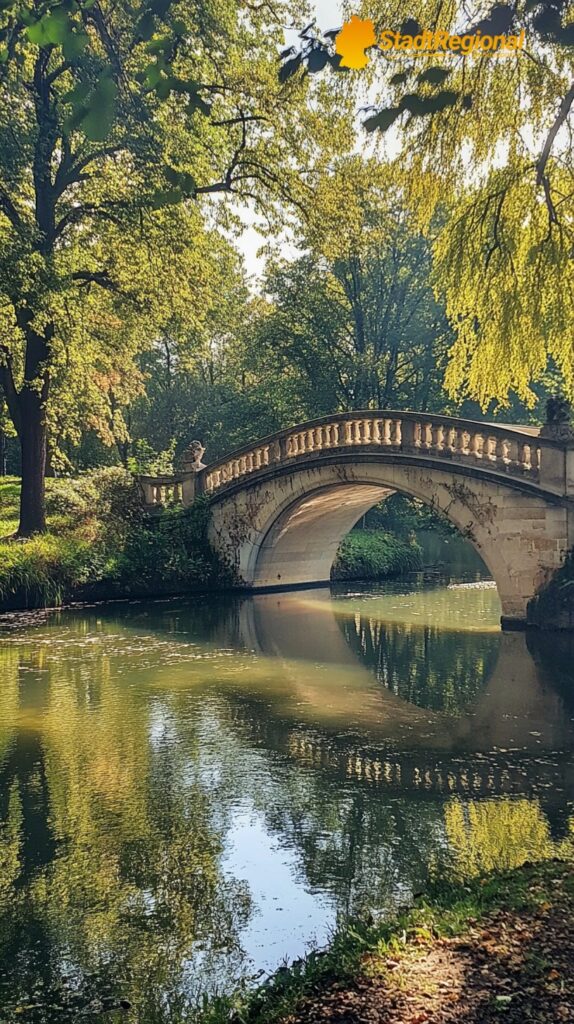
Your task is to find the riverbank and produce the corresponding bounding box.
[200,859,574,1024]
[0,474,421,611]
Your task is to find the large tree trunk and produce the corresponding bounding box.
[18,387,48,536]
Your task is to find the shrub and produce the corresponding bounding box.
[332,529,422,581]
[113,498,231,592]
[45,467,141,530]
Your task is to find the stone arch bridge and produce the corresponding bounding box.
[138,411,574,627]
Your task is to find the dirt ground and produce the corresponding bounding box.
[282,867,574,1024]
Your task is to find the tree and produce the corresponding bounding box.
[256,158,453,413]
[0,0,345,534]
[280,2,574,408]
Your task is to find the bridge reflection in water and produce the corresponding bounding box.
[0,581,573,1019]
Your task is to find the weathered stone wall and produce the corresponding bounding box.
[208,458,572,625]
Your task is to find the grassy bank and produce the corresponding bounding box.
[197,858,574,1024]
[331,528,422,581]
[0,476,421,611]
[0,472,230,610]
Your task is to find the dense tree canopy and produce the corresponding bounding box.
[0,0,352,532]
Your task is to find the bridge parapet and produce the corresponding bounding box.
[137,411,573,510]
[201,411,555,497]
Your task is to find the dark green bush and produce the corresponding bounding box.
[332,529,422,581]
[112,499,230,593]
[45,467,141,528]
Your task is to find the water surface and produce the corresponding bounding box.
[0,568,573,1021]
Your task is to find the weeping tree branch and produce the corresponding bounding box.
[536,80,574,224]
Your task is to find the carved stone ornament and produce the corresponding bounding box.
[182,440,206,472]
[540,395,574,442]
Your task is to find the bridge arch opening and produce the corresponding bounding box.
[246,481,497,593]
[208,453,569,624]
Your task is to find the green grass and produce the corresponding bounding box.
[0,476,21,537]
[0,473,233,610]
[193,859,574,1024]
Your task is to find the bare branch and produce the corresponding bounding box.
[536,81,574,224]
[72,270,119,291]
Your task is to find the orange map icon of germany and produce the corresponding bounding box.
[335,15,377,69]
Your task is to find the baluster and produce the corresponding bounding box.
[495,436,508,465]
[305,429,314,452]
[469,432,483,460]
[506,438,519,469]
[530,445,540,473]
[344,421,353,444]
[400,419,416,449]
[239,456,247,475]
[262,446,270,466]
[314,427,323,449]
[361,418,372,443]
[420,422,432,451]
[454,428,466,458]
[431,423,444,453]
[371,419,382,444]
[390,419,401,446]
[443,426,455,454]
[483,436,497,462]
[245,453,254,472]
[382,419,392,446]
[519,442,530,471]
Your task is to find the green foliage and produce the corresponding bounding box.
[0,479,229,609]
[45,467,141,527]
[365,493,458,539]
[111,498,232,594]
[332,529,422,581]
[0,533,105,606]
[0,475,19,536]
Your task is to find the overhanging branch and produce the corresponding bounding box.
[536,80,574,224]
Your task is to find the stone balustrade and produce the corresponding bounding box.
[202,412,547,496]
[137,411,568,509]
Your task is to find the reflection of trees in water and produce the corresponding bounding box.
[212,698,574,921]
[340,616,500,713]
[0,645,250,1024]
[444,797,574,879]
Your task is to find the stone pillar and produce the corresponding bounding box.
[538,396,574,497]
[180,440,206,505]
[181,472,197,506]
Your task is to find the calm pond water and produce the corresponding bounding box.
[1,555,574,1021]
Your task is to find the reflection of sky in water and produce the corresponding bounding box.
[0,571,573,1021]
[222,809,334,972]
